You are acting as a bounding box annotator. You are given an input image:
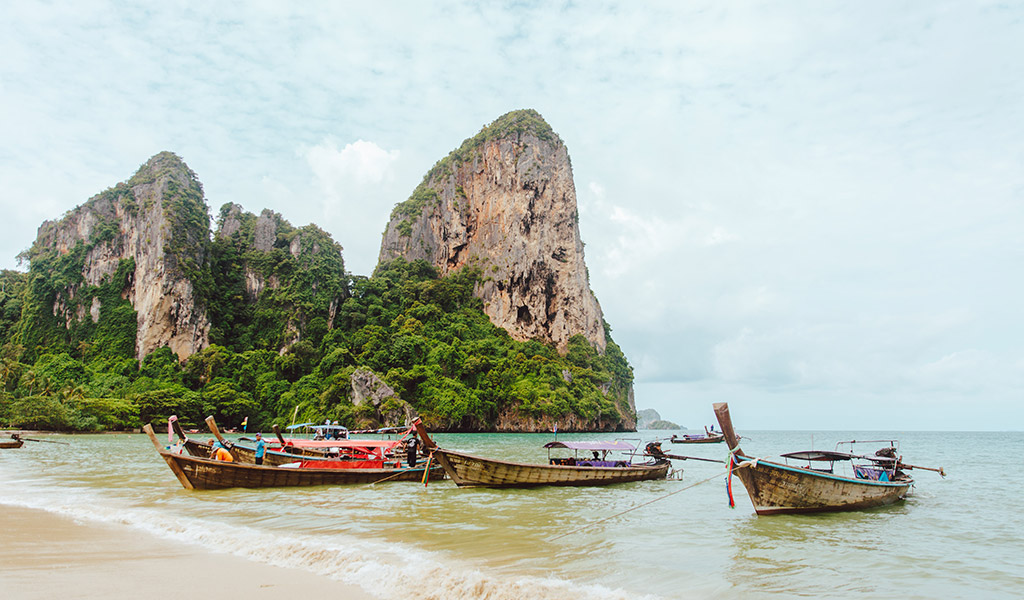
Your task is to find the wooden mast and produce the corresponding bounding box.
[205,415,228,445]
[206,415,243,460]
[412,418,437,450]
[143,424,195,490]
[171,417,189,442]
[712,403,742,453]
[272,424,288,446]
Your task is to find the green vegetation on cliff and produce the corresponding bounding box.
[1,201,634,432]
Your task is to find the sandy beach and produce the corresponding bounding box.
[0,505,373,600]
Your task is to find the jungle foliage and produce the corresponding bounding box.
[1,198,634,433]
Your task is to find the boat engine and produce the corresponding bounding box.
[645,441,667,459]
[875,447,898,459]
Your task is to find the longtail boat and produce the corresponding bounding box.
[669,428,725,444]
[169,417,324,467]
[1,435,24,449]
[413,419,670,488]
[144,424,444,490]
[713,402,944,515]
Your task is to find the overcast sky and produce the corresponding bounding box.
[2,1,1021,430]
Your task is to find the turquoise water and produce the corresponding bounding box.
[0,429,1020,599]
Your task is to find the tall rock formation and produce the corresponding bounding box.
[210,203,347,353]
[26,152,211,361]
[379,109,606,355]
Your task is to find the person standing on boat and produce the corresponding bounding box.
[406,434,419,468]
[254,432,266,465]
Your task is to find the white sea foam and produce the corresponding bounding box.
[0,481,658,600]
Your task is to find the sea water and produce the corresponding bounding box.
[0,429,1021,599]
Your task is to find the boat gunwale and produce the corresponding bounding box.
[161,448,419,475]
[732,453,914,488]
[437,447,667,473]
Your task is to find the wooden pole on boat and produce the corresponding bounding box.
[421,452,433,487]
[660,452,724,464]
[845,451,947,478]
[712,403,741,451]
[272,424,288,446]
[412,418,437,451]
[170,418,190,442]
[205,416,228,445]
[899,461,946,477]
[206,415,244,461]
[143,424,195,490]
[12,435,70,445]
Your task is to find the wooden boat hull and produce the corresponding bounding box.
[712,402,913,515]
[1,439,24,449]
[730,455,912,515]
[156,451,445,490]
[670,435,724,444]
[433,449,670,488]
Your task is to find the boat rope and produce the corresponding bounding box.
[365,459,431,486]
[548,466,746,542]
[365,470,411,486]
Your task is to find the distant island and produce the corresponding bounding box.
[637,408,681,430]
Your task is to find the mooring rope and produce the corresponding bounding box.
[366,456,431,487]
[548,465,747,542]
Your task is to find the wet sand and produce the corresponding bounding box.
[0,505,373,599]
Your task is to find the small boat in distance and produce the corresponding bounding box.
[670,426,725,444]
[1,435,24,449]
[713,402,943,515]
[413,419,671,488]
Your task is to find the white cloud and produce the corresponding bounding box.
[2,1,1023,428]
[305,139,400,190]
[300,139,403,274]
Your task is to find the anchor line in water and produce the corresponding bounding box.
[548,464,750,542]
[366,468,415,486]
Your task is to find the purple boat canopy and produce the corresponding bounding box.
[543,441,635,451]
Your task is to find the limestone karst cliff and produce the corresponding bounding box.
[210,203,347,353]
[23,152,211,361]
[5,117,638,433]
[378,109,607,356]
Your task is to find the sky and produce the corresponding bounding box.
[2,1,1021,430]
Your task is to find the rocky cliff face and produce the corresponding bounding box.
[378,110,606,355]
[211,203,347,353]
[31,152,211,361]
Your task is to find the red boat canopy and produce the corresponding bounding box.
[543,441,635,451]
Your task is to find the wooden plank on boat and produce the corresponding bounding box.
[143,424,195,490]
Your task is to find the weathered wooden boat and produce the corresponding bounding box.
[1,435,24,449]
[413,420,670,488]
[713,402,922,515]
[168,417,321,466]
[144,424,444,490]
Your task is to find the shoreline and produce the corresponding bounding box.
[0,504,374,600]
